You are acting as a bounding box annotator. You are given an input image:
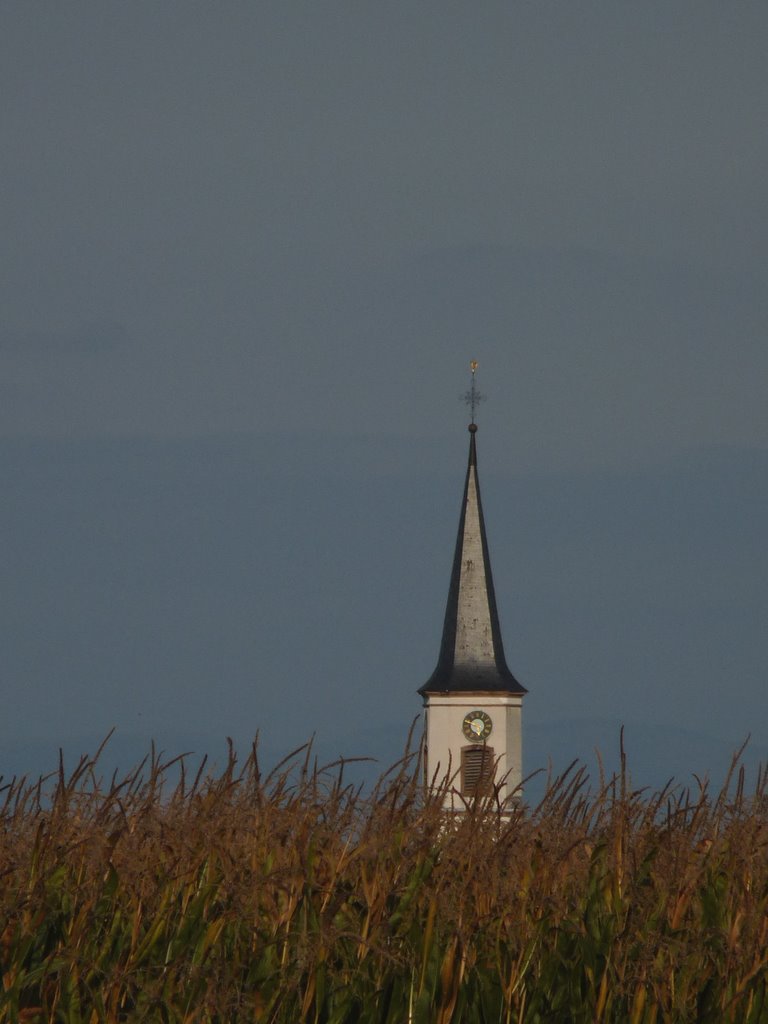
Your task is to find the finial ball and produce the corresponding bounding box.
[468,422,478,433]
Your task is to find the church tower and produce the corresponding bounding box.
[419,368,526,806]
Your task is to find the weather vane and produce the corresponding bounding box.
[463,360,486,425]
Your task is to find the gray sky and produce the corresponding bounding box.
[2,4,766,789]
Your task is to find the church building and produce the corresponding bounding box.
[419,393,527,806]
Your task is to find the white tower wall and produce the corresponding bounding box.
[424,694,523,808]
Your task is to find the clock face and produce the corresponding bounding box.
[462,710,492,742]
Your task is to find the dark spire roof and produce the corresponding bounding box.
[419,424,526,696]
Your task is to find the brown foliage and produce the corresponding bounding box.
[1,733,767,1022]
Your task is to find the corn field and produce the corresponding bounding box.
[1,735,768,1023]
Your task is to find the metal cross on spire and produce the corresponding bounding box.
[463,360,486,425]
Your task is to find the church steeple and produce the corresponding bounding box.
[419,422,525,696]
[418,365,526,805]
